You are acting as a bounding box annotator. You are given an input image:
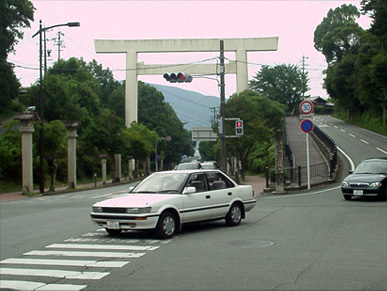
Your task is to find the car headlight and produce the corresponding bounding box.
[125,207,152,214]
[93,207,103,213]
[369,182,382,187]
[341,181,349,187]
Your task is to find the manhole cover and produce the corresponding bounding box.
[229,240,274,248]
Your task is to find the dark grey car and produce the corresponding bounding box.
[341,158,387,201]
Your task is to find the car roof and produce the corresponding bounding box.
[158,169,221,174]
[362,157,387,162]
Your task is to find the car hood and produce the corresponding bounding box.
[94,194,178,208]
[344,174,386,183]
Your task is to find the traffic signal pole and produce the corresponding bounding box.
[220,40,227,173]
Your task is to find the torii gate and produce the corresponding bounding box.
[94,37,279,127]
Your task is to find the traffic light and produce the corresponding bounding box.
[235,120,243,135]
[163,72,193,83]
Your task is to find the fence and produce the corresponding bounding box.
[265,125,338,189]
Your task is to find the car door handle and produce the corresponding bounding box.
[228,192,232,196]
[206,195,211,199]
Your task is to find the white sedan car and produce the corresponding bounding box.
[90,169,256,239]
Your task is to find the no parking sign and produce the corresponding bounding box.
[300,119,314,133]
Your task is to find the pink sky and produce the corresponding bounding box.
[11,0,371,99]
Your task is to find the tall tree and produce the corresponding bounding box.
[0,0,35,114]
[249,64,308,113]
[314,4,364,64]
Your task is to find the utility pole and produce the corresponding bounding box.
[54,30,65,61]
[301,54,308,99]
[219,40,227,173]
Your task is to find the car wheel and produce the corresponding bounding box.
[105,228,122,236]
[156,211,176,239]
[343,195,352,201]
[226,203,242,226]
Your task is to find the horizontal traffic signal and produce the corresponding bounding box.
[163,72,193,83]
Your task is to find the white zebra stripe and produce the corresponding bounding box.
[24,250,145,258]
[0,258,129,268]
[0,267,109,279]
[0,280,86,291]
[46,243,159,251]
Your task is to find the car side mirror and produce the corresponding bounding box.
[349,170,353,174]
[183,187,196,194]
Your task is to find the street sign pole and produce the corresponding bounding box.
[306,132,310,190]
[299,101,314,190]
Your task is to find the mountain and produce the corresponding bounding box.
[149,83,221,131]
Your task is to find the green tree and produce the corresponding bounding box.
[0,0,35,114]
[43,120,67,191]
[122,122,159,177]
[314,4,364,64]
[361,0,387,38]
[225,90,285,180]
[138,81,194,167]
[249,64,309,112]
[0,120,22,185]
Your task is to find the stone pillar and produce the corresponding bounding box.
[14,113,39,194]
[113,154,121,182]
[64,121,80,189]
[127,156,134,180]
[125,50,138,127]
[274,130,285,194]
[100,154,108,185]
[235,49,248,93]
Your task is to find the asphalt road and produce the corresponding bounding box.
[0,116,386,290]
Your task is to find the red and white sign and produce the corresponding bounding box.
[299,100,314,115]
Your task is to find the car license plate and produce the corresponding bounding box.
[106,220,120,229]
[353,190,363,196]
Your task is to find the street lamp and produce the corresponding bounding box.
[32,20,80,193]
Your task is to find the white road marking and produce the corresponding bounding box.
[349,133,356,138]
[0,267,109,280]
[360,139,369,144]
[0,258,129,268]
[0,280,86,291]
[24,250,146,258]
[376,147,387,155]
[46,243,159,251]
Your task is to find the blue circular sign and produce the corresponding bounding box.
[300,119,314,133]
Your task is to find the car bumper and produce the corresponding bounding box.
[341,187,384,197]
[90,213,159,230]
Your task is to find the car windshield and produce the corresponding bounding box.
[353,160,387,174]
[132,172,189,194]
[201,163,217,169]
[177,163,200,170]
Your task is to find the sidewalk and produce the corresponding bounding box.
[0,176,267,202]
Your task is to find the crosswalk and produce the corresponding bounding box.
[0,229,171,290]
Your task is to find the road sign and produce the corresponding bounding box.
[192,127,218,142]
[299,100,314,115]
[300,119,314,133]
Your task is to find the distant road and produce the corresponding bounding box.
[314,115,387,167]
